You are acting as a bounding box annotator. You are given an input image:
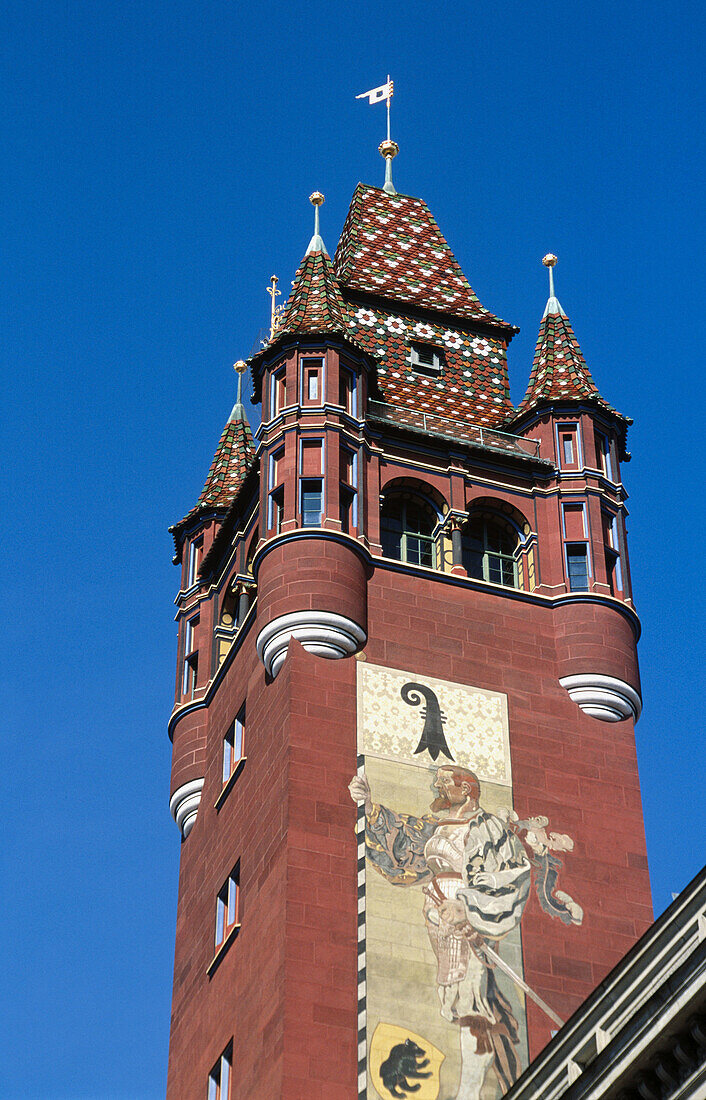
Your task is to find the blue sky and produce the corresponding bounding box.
[2,1,704,1096]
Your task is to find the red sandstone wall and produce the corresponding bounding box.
[167,560,651,1095]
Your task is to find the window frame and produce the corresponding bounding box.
[462,514,521,589]
[207,1042,233,1100]
[299,355,325,407]
[182,615,199,699]
[380,494,437,568]
[186,536,203,589]
[269,366,286,420]
[339,364,358,416]
[222,705,245,786]
[409,342,444,375]
[300,477,324,527]
[556,422,581,471]
[215,863,240,952]
[566,542,590,591]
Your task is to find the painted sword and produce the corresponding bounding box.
[422,886,565,1029]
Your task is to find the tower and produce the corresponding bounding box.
[165,156,652,1100]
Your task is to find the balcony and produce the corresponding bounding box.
[367,400,542,460]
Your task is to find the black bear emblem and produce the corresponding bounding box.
[379,1038,432,1098]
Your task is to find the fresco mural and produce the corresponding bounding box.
[350,662,583,1100]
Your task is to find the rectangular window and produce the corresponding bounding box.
[270,367,286,419]
[557,423,580,470]
[339,447,358,533]
[339,366,357,416]
[410,343,443,374]
[563,503,586,541]
[594,430,614,480]
[208,1043,232,1100]
[215,864,240,950]
[182,616,199,698]
[566,544,589,591]
[602,512,623,595]
[301,479,323,526]
[301,356,324,406]
[222,706,245,784]
[268,448,285,533]
[187,537,203,589]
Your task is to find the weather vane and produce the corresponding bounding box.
[356,75,398,195]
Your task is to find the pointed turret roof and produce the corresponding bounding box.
[279,248,349,336]
[334,184,515,332]
[514,293,626,426]
[170,402,255,559]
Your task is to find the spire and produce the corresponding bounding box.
[379,139,399,196]
[515,255,625,423]
[542,252,565,318]
[228,360,248,422]
[169,364,255,553]
[306,191,326,255]
[279,248,349,335]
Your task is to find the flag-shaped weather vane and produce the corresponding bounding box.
[356,75,398,195]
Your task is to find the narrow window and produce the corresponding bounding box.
[270,367,286,419]
[301,479,323,526]
[208,1042,232,1100]
[222,706,245,785]
[594,430,614,480]
[340,448,358,534]
[339,366,357,416]
[215,864,240,950]
[182,616,199,698]
[187,536,203,589]
[301,356,324,406]
[268,449,285,533]
[558,423,580,470]
[602,512,622,595]
[566,544,589,591]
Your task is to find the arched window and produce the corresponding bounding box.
[381,495,437,568]
[462,513,520,587]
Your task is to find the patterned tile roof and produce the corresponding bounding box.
[279,249,349,336]
[346,303,513,427]
[172,411,255,538]
[334,184,515,329]
[514,301,625,422]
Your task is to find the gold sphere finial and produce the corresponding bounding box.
[309,191,325,207]
[379,139,399,160]
[542,253,558,267]
[234,359,247,374]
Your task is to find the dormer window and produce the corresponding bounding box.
[409,342,444,375]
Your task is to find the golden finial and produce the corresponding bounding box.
[306,192,326,255]
[230,360,248,421]
[542,254,558,299]
[266,275,281,339]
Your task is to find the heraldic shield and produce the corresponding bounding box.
[370,1023,445,1100]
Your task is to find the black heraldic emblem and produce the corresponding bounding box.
[401,682,454,762]
[380,1039,432,1098]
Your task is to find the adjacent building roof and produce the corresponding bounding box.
[514,296,625,424]
[334,183,515,331]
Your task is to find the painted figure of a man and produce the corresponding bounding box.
[349,764,580,1100]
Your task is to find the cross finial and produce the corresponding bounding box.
[266,275,281,339]
[306,191,326,254]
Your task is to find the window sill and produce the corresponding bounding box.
[207,923,241,977]
[215,757,247,811]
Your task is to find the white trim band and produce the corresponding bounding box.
[559,674,642,723]
[256,610,367,677]
[169,777,205,838]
